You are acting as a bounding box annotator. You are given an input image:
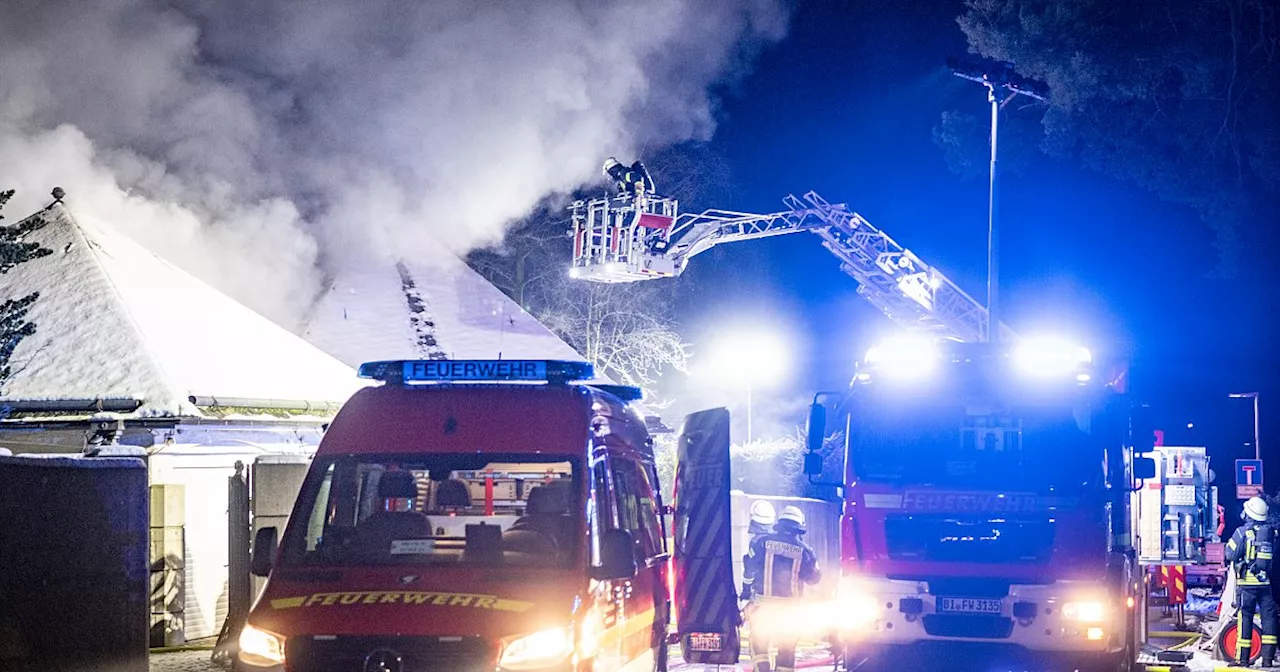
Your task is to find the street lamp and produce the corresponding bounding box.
[701,331,790,443]
[1229,392,1261,461]
[947,57,1048,343]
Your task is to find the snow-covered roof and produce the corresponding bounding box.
[303,243,592,368]
[0,204,362,417]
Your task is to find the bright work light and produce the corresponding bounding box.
[861,335,938,380]
[1012,338,1092,379]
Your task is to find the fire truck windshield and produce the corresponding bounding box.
[281,453,581,569]
[851,402,1102,491]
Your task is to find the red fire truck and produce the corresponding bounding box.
[237,359,672,672]
[803,336,1155,671]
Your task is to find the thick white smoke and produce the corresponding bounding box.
[0,0,789,328]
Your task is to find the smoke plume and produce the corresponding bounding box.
[0,0,790,328]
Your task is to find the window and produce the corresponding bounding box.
[283,453,580,569]
[612,459,664,560]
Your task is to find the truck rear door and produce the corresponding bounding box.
[672,407,739,665]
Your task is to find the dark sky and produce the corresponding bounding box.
[666,0,1272,489]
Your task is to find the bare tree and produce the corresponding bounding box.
[537,281,690,396]
[467,142,733,398]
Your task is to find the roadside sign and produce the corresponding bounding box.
[1236,458,1264,499]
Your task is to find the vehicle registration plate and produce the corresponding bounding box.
[938,597,1002,615]
[688,633,723,652]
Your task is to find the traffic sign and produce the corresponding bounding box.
[1237,458,1264,499]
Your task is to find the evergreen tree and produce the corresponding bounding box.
[0,190,53,388]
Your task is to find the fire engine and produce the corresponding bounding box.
[803,336,1148,671]
[568,171,1157,670]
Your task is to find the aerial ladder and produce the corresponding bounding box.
[569,183,1016,343]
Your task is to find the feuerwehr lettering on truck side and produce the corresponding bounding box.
[270,591,533,612]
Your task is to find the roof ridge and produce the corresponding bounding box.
[55,206,192,415]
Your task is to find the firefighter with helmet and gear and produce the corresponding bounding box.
[741,505,821,672]
[747,500,777,543]
[1228,496,1278,667]
[603,157,656,198]
[741,499,777,666]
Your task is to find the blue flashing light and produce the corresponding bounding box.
[593,384,645,402]
[357,359,595,384]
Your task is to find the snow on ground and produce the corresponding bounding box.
[0,205,361,415]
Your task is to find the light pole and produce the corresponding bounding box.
[947,58,1048,343]
[1230,392,1261,461]
[702,331,789,444]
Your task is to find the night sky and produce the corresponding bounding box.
[664,0,1272,498]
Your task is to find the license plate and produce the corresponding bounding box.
[687,633,723,652]
[938,597,1002,615]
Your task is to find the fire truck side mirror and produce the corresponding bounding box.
[1133,457,1157,481]
[803,452,823,476]
[1131,404,1156,454]
[593,528,638,581]
[806,402,827,455]
[251,526,279,578]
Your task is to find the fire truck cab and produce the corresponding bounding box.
[238,360,671,672]
[804,337,1153,671]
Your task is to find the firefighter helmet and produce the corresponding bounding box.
[1245,496,1270,522]
[749,500,776,527]
[778,505,807,533]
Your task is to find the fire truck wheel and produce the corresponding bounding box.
[1100,644,1139,672]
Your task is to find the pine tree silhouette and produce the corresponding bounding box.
[0,190,53,387]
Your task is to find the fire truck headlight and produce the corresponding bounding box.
[499,627,574,670]
[863,336,937,380]
[238,623,286,666]
[1061,600,1108,623]
[1013,338,1092,379]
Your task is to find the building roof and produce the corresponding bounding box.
[0,204,361,418]
[302,242,590,367]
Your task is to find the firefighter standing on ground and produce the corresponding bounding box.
[747,500,777,547]
[741,506,821,672]
[741,500,777,671]
[1228,496,1278,667]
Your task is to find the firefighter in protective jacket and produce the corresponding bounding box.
[741,506,821,672]
[1227,496,1278,667]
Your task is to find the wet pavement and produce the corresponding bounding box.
[149,650,222,672]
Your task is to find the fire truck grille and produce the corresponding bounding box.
[922,614,1015,639]
[883,515,1055,564]
[284,635,494,672]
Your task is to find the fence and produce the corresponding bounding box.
[0,454,149,672]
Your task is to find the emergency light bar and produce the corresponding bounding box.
[357,359,596,385]
[855,337,1092,385]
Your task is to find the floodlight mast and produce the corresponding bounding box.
[946,58,1048,343]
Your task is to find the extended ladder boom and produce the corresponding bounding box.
[569,190,1014,342]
